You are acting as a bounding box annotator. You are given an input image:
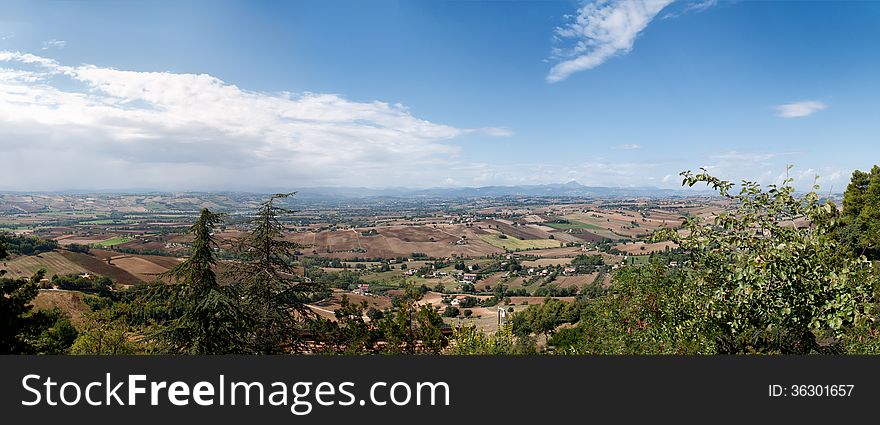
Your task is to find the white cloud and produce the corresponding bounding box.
[686,150,843,192]
[547,0,675,83]
[0,51,510,190]
[473,127,514,137]
[41,39,66,50]
[458,160,661,187]
[775,100,827,118]
[616,143,640,150]
[685,0,718,13]
[773,167,844,190]
[712,150,801,163]
[665,0,718,18]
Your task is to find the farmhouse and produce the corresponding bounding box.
[462,273,478,282]
[352,283,370,296]
[450,295,469,307]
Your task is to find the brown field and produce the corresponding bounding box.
[309,289,393,315]
[484,220,551,240]
[501,277,530,290]
[291,225,503,259]
[475,274,532,291]
[60,251,145,285]
[680,204,728,221]
[474,272,506,291]
[525,246,585,258]
[31,290,93,326]
[641,209,685,225]
[2,251,88,279]
[555,274,597,289]
[55,234,120,246]
[107,255,175,282]
[565,231,608,243]
[594,251,624,264]
[559,212,644,239]
[545,231,584,244]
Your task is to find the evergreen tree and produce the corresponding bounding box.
[229,193,322,354]
[153,208,250,354]
[839,165,880,259]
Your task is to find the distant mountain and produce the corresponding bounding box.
[288,181,690,200]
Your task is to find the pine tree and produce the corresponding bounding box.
[839,165,880,259]
[154,208,250,354]
[229,193,322,353]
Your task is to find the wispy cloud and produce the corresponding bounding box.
[0,51,510,190]
[473,127,514,137]
[712,150,801,163]
[775,100,827,118]
[661,0,718,19]
[616,143,641,150]
[41,39,66,50]
[547,0,675,83]
[685,0,718,13]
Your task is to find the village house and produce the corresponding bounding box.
[450,295,469,307]
[462,273,478,282]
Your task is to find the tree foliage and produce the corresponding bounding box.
[654,168,874,353]
[1,269,78,354]
[227,193,323,353]
[0,234,57,256]
[70,304,150,355]
[450,325,527,355]
[150,208,251,354]
[550,265,705,354]
[310,284,447,354]
[838,165,880,259]
[375,284,446,354]
[553,167,877,355]
[511,298,582,339]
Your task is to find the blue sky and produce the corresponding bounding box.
[1,0,879,191]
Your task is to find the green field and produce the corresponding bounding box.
[93,237,133,247]
[0,226,32,232]
[543,219,601,231]
[144,202,168,211]
[479,234,561,251]
[623,255,650,266]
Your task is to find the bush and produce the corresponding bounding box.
[66,243,91,254]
